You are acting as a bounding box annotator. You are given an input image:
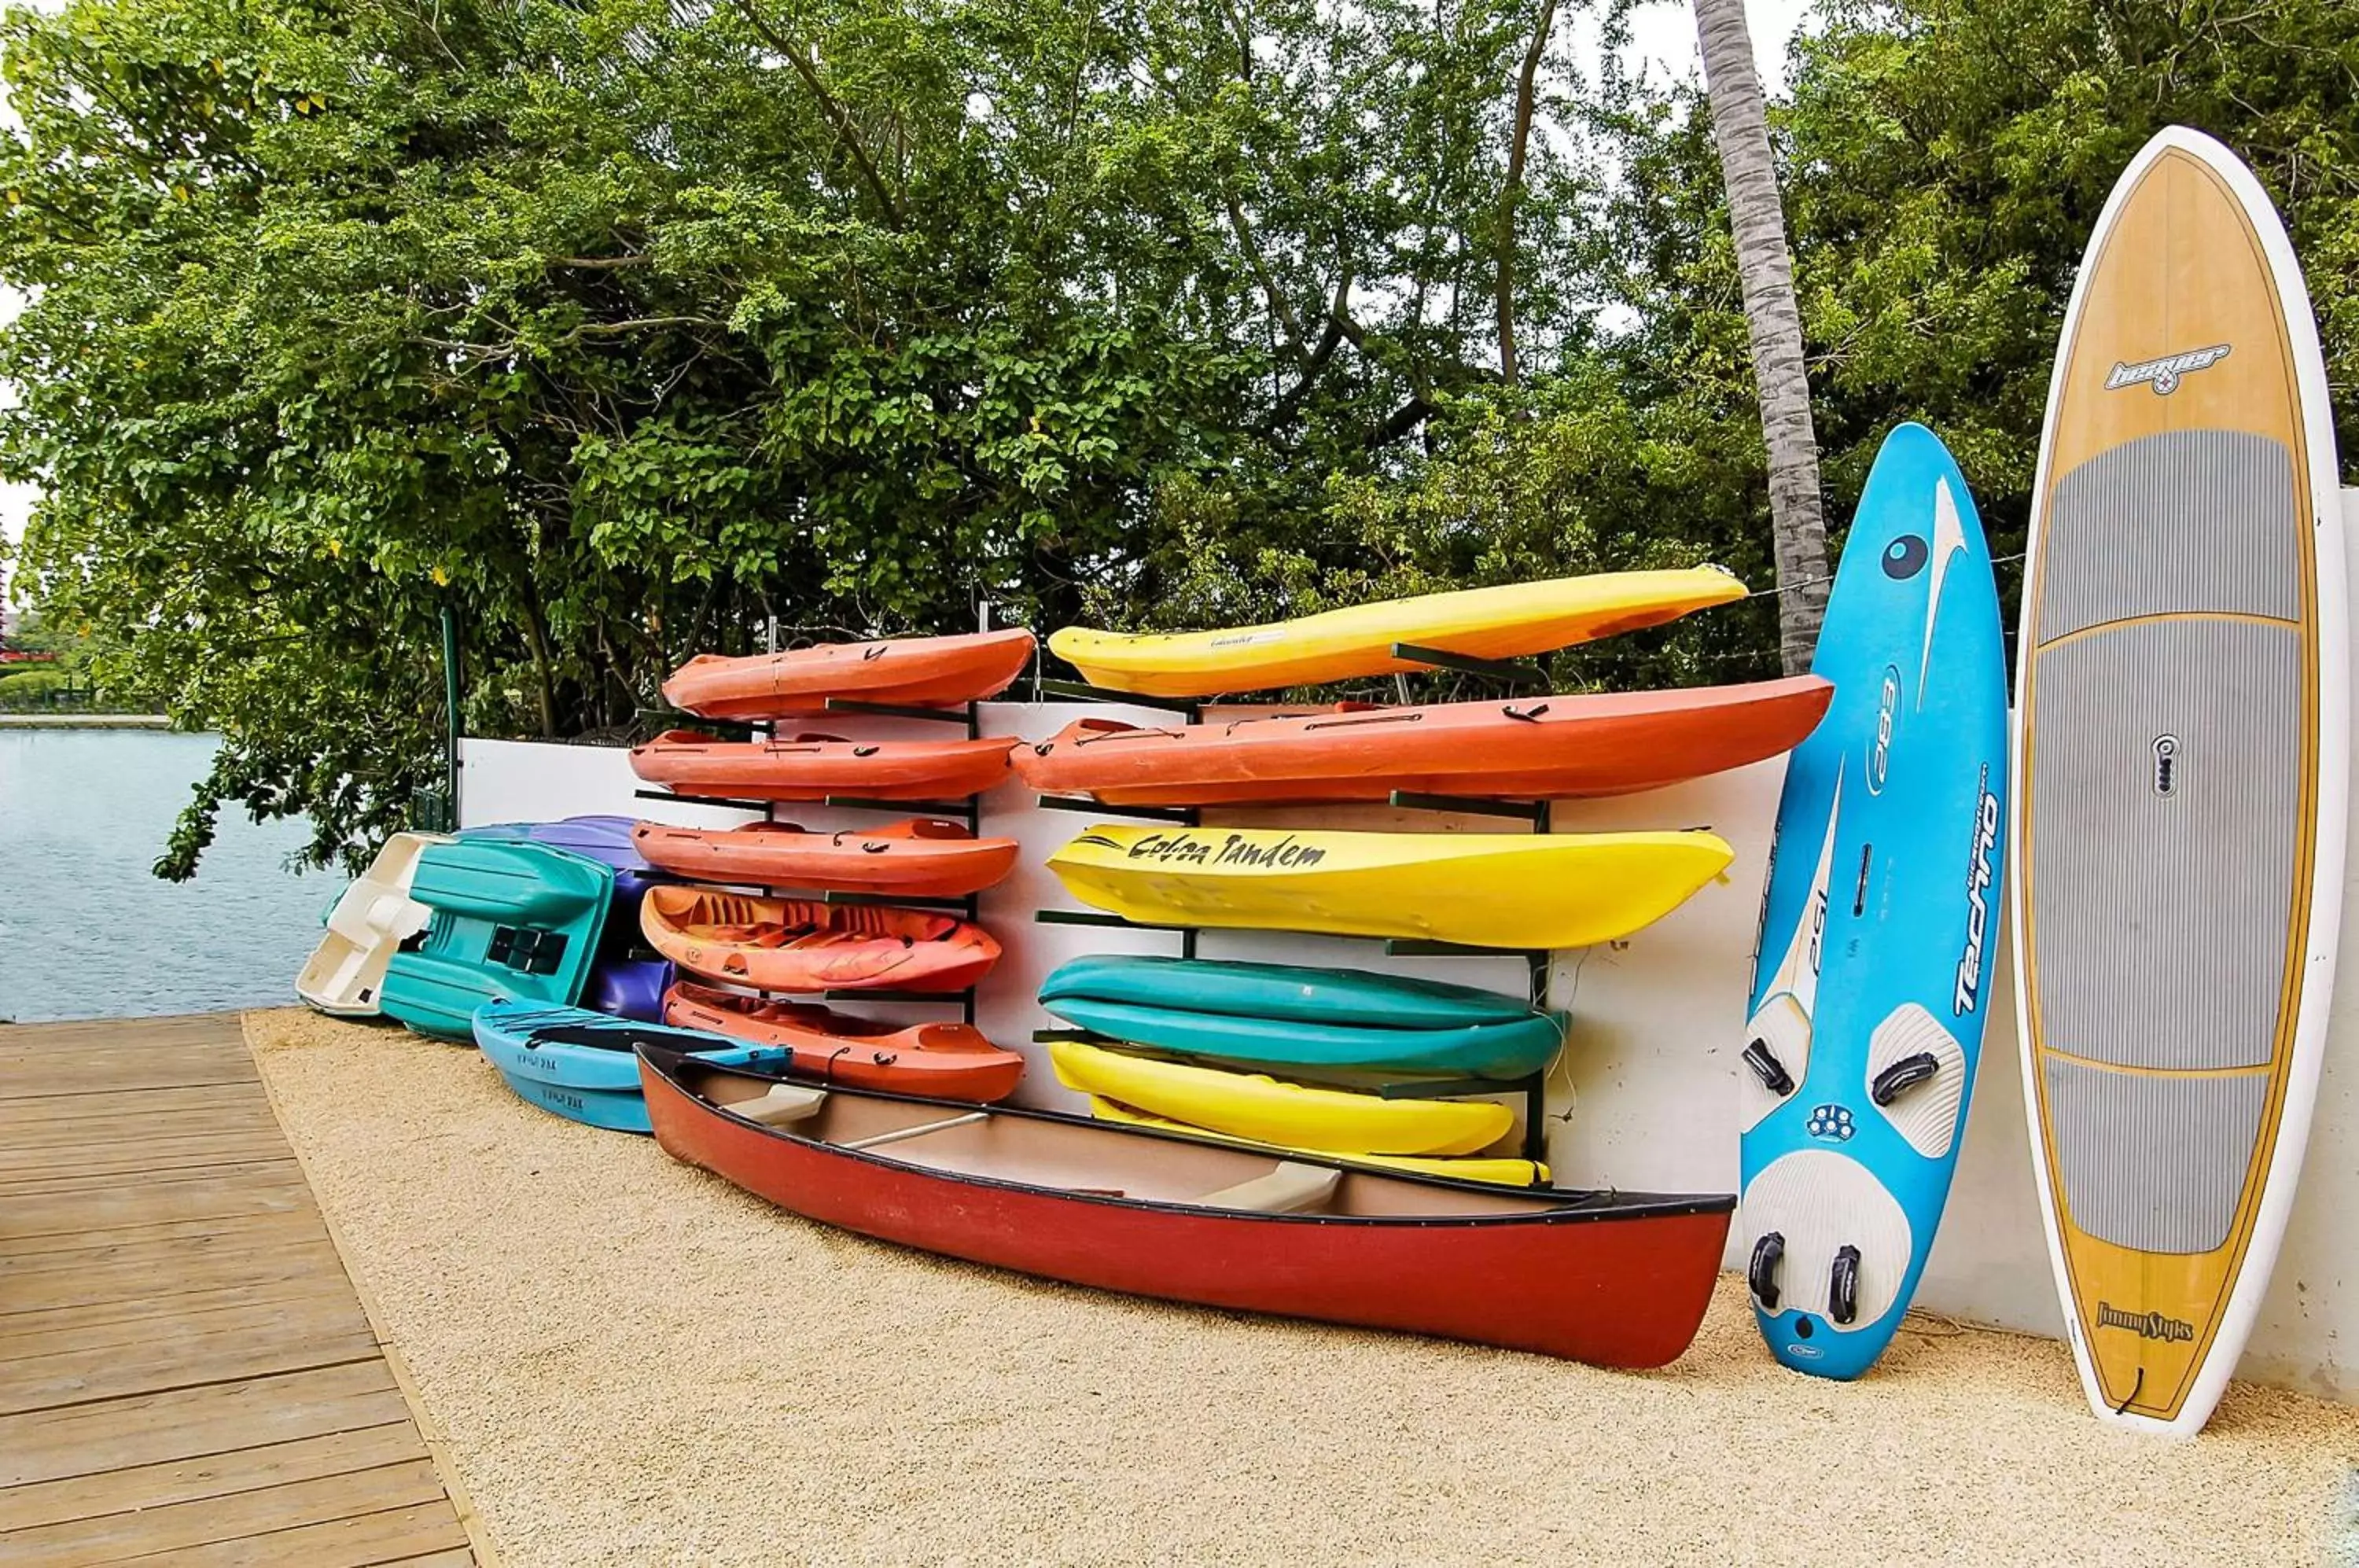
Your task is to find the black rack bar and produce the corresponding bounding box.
[633,786,774,813]
[1036,908,1184,932]
[822,795,975,816]
[1037,678,1203,716]
[1387,789,1548,826]
[1377,1073,1538,1102]
[819,889,977,912]
[1033,794,1201,826]
[1036,907,1536,963]
[1383,938,1551,960]
[821,988,976,1004]
[1389,642,1550,690]
[822,698,976,724]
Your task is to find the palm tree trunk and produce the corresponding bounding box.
[1693,0,1828,674]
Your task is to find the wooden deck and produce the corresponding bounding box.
[0,1014,480,1566]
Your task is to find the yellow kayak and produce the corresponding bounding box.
[1087,1096,1549,1187]
[1047,826,1732,949]
[1048,1039,1511,1156]
[1047,567,1746,698]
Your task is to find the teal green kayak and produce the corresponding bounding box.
[1039,955,1537,1028]
[1037,956,1565,1079]
[380,841,613,1041]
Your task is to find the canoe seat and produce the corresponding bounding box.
[1195,1161,1341,1214]
[735,1084,827,1126]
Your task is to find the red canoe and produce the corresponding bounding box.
[638,1047,1732,1367]
[664,980,1025,1101]
[633,819,1020,897]
[1013,676,1832,805]
[663,628,1036,720]
[640,885,1000,993]
[631,730,1016,803]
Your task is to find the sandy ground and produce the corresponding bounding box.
[245,1007,2359,1567]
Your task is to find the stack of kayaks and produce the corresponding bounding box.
[622,628,1028,1111]
[1039,956,1565,1187]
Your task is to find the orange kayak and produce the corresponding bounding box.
[663,980,1025,1101]
[630,730,1016,802]
[1014,677,1833,805]
[631,819,1019,897]
[663,629,1036,720]
[641,885,1001,993]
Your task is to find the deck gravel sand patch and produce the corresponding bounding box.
[246,1007,2359,1566]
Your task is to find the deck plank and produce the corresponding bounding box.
[0,1423,427,1533]
[0,1014,479,1563]
[1,1458,451,1566]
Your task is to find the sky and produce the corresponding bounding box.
[0,0,1816,555]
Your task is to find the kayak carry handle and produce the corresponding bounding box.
[1830,1245,1862,1325]
[1870,1051,1939,1106]
[1742,1039,1794,1097]
[1749,1231,1785,1310]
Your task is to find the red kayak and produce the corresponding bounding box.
[640,885,1000,993]
[664,628,1036,720]
[637,1047,1732,1368]
[633,819,1020,897]
[1014,676,1832,805]
[631,730,1016,802]
[664,980,1024,1102]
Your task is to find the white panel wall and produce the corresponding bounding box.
[458,506,2359,1404]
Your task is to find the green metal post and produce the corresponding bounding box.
[441,600,462,826]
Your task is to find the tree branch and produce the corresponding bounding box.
[1495,0,1557,389]
[1224,188,1310,363]
[733,0,907,228]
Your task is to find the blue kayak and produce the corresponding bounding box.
[1739,423,2009,1379]
[471,1000,786,1134]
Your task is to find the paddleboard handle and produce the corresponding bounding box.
[1869,1051,1939,1106]
[1742,1040,1794,1098]
[1830,1246,1862,1326]
[1749,1231,1785,1310]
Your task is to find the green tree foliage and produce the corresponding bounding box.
[1598,0,2359,615]
[3,0,2354,872]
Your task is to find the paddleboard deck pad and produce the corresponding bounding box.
[2014,127,2347,1435]
[1740,422,2008,1378]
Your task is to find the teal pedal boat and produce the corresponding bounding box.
[380,840,614,1040]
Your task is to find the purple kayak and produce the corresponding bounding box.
[583,955,675,1023]
[460,815,663,919]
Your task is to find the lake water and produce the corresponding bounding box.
[0,729,329,1023]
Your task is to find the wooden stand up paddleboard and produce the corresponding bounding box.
[2015,127,2348,1435]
